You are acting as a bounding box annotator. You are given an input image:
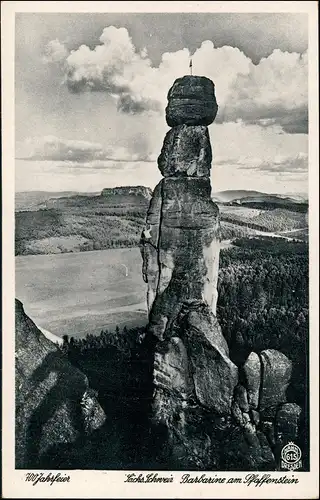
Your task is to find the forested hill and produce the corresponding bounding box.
[15,186,151,212]
[15,188,308,256]
[15,190,150,255]
[212,189,308,205]
[15,191,99,212]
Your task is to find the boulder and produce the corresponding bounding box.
[275,403,302,445]
[182,304,238,414]
[15,299,106,468]
[243,352,261,409]
[157,125,212,177]
[153,337,194,397]
[260,349,292,410]
[165,76,218,127]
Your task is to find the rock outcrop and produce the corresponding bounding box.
[165,76,218,127]
[243,352,261,409]
[140,75,303,471]
[15,299,106,468]
[158,125,212,177]
[259,349,292,410]
[141,77,221,344]
[181,304,238,414]
[101,185,152,200]
[146,177,221,341]
[141,76,237,468]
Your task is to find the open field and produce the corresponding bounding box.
[218,205,262,218]
[16,239,237,339]
[15,208,146,255]
[16,221,308,341]
[16,248,148,339]
[219,205,307,233]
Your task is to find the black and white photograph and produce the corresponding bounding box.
[1,1,319,498]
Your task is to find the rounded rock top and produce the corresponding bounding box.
[166,75,218,127]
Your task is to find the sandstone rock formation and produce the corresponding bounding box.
[144,178,221,342]
[101,185,152,200]
[181,303,238,414]
[141,76,238,468]
[243,351,261,409]
[274,402,302,463]
[141,77,221,343]
[158,125,212,177]
[140,75,302,471]
[15,299,106,468]
[165,76,218,127]
[259,349,292,410]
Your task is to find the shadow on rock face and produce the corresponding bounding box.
[25,351,86,468]
[15,299,106,469]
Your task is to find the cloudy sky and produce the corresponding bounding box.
[15,12,308,194]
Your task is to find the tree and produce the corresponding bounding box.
[62,335,69,345]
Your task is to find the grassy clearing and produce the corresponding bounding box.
[16,248,147,338]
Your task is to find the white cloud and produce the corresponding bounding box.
[15,159,162,193]
[17,119,308,187]
[210,122,308,194]
[256,153,308,173]
[16,121,308,195]
[17,135,156,163]
[44,26,308,133]
[223,50,308,133]
[215,152,308,174]
[43,39,68,63]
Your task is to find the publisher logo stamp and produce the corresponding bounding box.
[281,442,302,471]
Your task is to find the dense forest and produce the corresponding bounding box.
[54,236,308,468]
[61,237,308,407]
[217,237,308,406]
[58,325,153,468]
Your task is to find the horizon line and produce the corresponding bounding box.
[15,187,308,196]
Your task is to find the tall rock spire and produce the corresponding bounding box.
[140,75,294,470]
[142,76,221,340]
[140,75,239,468]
